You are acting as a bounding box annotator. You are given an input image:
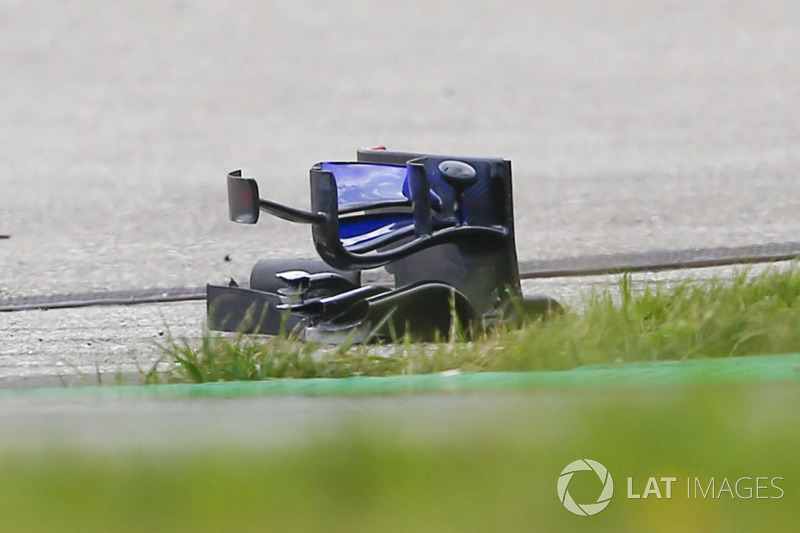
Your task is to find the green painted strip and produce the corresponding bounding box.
[2,353,800,401]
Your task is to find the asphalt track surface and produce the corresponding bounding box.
[0,2,799,446]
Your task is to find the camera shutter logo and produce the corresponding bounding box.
[557,459,614,516]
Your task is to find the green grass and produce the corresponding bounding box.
[6,265,800,532]
[152,264,800,383]
[1,381,799,532]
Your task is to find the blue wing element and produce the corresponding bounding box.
[320,162,441,212]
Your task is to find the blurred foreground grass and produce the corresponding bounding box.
[8,266,795,532]
[154,265,800,382]
[0,381,798,532]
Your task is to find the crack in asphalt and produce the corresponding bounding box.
[1,242,798,313]
[517,241,800,279]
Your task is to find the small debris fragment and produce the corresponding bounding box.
[228,277,239,288]
[0,235,9,240]
[224,254,231,262]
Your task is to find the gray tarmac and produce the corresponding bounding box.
[1,0,799,299]
[0,1,799,446]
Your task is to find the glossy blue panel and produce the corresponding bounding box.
[320,162,409,209]
[320,162,448,249]
[339,215,414,248]
[320,162,442,211]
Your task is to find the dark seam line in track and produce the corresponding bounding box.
[1,242,799,312]
[517,242,800,279]
[0,288,207,312]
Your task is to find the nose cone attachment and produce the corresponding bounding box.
[438,160,477,186]
[438,160,477,225]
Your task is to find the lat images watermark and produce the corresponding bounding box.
[558,460,785,517]
[626,476,784,500]
[557,459,614,516]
